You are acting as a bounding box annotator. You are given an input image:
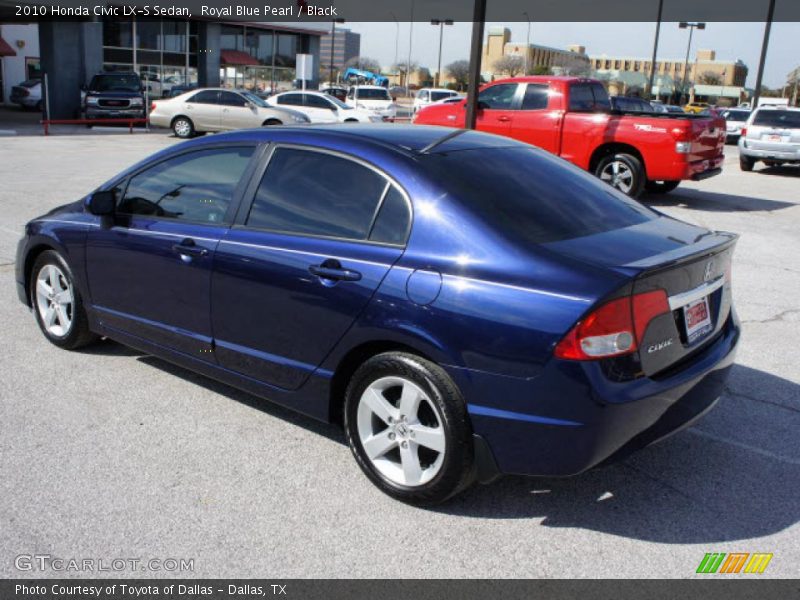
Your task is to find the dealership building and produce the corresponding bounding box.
[0,15,325,118]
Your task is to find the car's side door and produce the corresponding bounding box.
[85,144,260,359]
[219,91,259,129]
[303,93,339,123]
[211,145,412,391]
[509,83,560,153]
[183,90,221,131]
[476,83,522,137]
[275,92,307,119]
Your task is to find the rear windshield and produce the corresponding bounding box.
[752,110,800,128]
[431,91,455,102]
[357,88,391,100]
[422,147,656,244]
[722,110,749,122]
[90,74,141,92]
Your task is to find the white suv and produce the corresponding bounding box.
[413,88,461,113]
[739,106,800,171]
[345,86,397,120]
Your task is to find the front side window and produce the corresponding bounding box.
[246,148,399,242]
[478,84,519,110]
[521,84,549,110]
[219,91,248,107]
[305,94,333,109]
[118,147,254,223]
[277,93,303,106]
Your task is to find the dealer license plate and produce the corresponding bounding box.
[684,296,712,343]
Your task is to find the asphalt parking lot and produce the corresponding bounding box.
[0,130,798,578]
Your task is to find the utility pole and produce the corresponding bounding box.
[752,0,776,109]
[523,12,531,75]
[406,0,414,97]
[431,19,453,88]
[465,0,487,129]
[647,0,664,100]
[679,22,705,105]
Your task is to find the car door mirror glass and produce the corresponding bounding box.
[87,190,116,215]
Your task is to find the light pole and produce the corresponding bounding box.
[678,21,705,105]
[431,19,453,88]
[523,12,531,75]
[390,12,400,84]
[647,0,664,100]
[328,18,345,85]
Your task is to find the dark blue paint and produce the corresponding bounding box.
[15,124,740,477]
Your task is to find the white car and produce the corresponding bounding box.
[268,91,383,123]
[149,88,310,138]
[413,88,461,113]
[345,85,397,120]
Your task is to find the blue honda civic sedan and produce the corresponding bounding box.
[15,125,740,505]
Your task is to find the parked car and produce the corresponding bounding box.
[319,85,348,102]
[83,72,146,122]
[610,96,656,113]
[684,101,711,114]
[720,108,751,143]
[10,79,42,111]
[738,106,800,171]
[651,102,685,114]
[345,85,397,120]
[15,124,740,505]
[149,88,310,137]
[413,88,461,113]
[268,91,383,123]
[414,76,726,197]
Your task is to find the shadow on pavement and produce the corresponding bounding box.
[642,189,796,212]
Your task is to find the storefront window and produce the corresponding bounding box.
[103,20,133,48]
[162,21,185,53]
[137,21,160,50]
[275,34,297,68]
[221,25,244,52]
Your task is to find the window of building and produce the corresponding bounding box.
[118,147,255,223]
[246,148,391,241]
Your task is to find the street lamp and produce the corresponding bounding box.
[678,21,705,105]
[430,19,454,88]
[329,17,346,85]
[390,12,399,83]
[523,12,532,76]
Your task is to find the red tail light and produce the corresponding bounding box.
[740,127,747,137]
[554,290,669,361]
[150,102,157,111]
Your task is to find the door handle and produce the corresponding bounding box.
[309,259,362,282]
[172,238,208,258]
[497,115,511,122]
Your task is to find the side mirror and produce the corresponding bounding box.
[87,190,115,216]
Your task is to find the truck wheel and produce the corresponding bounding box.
[740,156,755,172]
[644,180,680,194]
[595,153,645,198]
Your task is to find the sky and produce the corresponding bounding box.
[344,21,798,88]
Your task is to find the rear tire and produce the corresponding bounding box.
[595,152,645,198]
[172,116,194,138]
[30,250,98,350]
[344,352,474,506]
[644,180,680,194]
[740,156,755,172]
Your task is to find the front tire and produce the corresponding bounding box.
[30,251,98,350]
[740,155,755,172]
[344,352,474,506]
[595,152,645,198]
[172,116,194,138]
[644,180,680,194]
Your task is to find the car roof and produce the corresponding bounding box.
[180,124,525,156]
[352,85,388,89]
[422,88,457,92]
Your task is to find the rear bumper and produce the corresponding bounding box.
[739,142,800,162]
[651,154,724,182]
[448,310,740,477]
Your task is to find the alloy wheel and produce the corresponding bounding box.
[174,119,191,137]
[35,264,74,337]
[599,160,634,194]
[356,376,446,487]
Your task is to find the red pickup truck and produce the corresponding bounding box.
[413,76,726,197]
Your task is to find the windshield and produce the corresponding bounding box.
[357,88,391,100]
[422,147,656,245]
[723,110,749,122]
[753,110,800,128]
[431,91,455,102]
[240,92,268,107]
[90,74,141,92]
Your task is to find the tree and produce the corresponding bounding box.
[343,56,382,75]
[531,65,552,76]
[417,67,433,88]
[698,71,723,85]
[445,60,470,91]
[392,60,419,87]
[493,55,525,78]
[554,54,591,77]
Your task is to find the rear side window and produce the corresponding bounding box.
[423,147,656,244]
[189,90,218,104]
[118,147,254,223]
[478,84,518,110]
[369,187,411,245]
[521,84,549,110]
[246,148,405,242]
[569,83,611,112]
[752,110,800,128]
